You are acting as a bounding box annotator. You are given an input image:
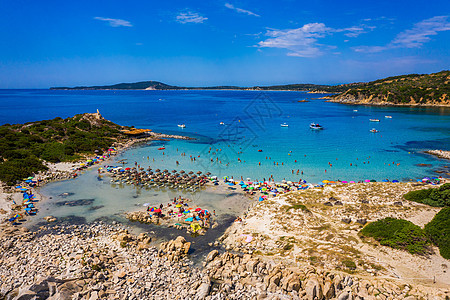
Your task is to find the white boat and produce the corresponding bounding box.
[310,123,323,130]
[353,110,358,112]
[219,122,225,125]
[385,116,392,119]
[280,123,289,127]
[177,124,186,128]
[370,128,379,133]
[369,119,380,122]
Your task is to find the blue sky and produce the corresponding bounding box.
[0,0,449,88]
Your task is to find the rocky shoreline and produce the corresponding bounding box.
[425,150,450,160]
[1,220,448,300]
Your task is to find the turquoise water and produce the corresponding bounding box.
[1,89,449,183]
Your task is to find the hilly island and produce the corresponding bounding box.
[51,70,450,106]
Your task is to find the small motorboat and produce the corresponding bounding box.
[177,124,186,128]
[257,149,263,152]
[280,123,289,127]
[158,147,166,150]
[219,122,225,125]
[369,128,379,133]
[369,119,380,122]
[310,123,323,130]
[353,110,358,112]
[385,116,392,119]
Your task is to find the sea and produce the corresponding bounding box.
[1,89,449,255]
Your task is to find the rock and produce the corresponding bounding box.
[323,279,335,299]
[305,277,322,300]
[356,219,367,225]
[337,286,352,300]
[196,278,211,299]
[205,250,219,263]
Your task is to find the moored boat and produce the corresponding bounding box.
[177,124,186,128]
[310,123,323,130]
[369,128,379,133]
[280,123,289,127]
[369,119,380,122]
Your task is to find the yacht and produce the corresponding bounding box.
[369,119,380,122]
[177,124,186,128]
[280,123,289,127]
[385,116,392,119]
[370,128,379,133]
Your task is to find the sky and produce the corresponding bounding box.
[0,0,449,88]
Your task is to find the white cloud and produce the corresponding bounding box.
[94,17,132,27]
[225,3,260,17]
[258,22,372,57]
[176,11,207,24]
[354,15,450,53]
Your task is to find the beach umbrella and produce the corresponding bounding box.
[154,208,162,213]
[195,207,202,212]
[197,171,202,175]
[163,169,168,173]
[27,176,34,180]
[176,204,182,208]
[188,171,194,174]
[155,169,160,172]
[341,181,348,184]
[382,179,389,182]
[364,179,370,183]
[185,217,194,222]
[125,167,131,171]
[370,179,376,182]
[206,172,211,176]
[392,180,399,183]
[180,170,185,174]
[349,181,355,183]
[143,203,150,206]
[172,170,177,173]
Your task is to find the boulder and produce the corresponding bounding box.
[205,250,219,263]
[305,277,323,300]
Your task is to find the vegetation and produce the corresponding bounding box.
[332,70,450,105]
[360,217,430,255]
[425,207,450,259]
[404,183,450,207]
[0,113,126,185]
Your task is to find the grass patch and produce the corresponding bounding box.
[425,207,450,259]
[404,183,450,207]
[342,259,357,271]
[360,217,430,255]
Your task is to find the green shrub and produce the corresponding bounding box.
[404,183,450,207]
[425,207,450,259]
[360,217,430,255]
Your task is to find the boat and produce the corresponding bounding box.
[158,147,165,150]
[353,110,358,112]
[385,116,392,119]
[177,124,186,128]
[369,119,380,122]
[257,149,263,152]
[369,128,379,133]
[310,123,323,130]
[219,122,225,125]
[280,123,289,127]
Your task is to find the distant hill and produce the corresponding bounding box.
[51,81,180,90]
[50,81,349,92]
[329,70,450,106]
[51,71,450,106]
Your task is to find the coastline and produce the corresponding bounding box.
[0,131,193,224]
[326,98,450,108]
[425,150,450,160]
